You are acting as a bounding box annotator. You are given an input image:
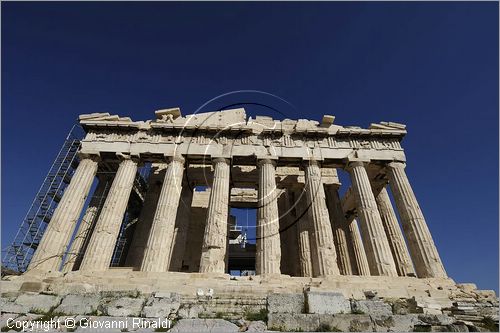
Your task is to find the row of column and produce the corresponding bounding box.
[28,153,446,280]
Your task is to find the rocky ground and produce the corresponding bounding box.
[1,283,498,332]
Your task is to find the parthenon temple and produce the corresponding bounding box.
[25,107,447,281]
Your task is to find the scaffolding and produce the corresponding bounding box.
[2,125,85,273]
[2,123,152,273]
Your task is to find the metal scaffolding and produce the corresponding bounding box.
[2,123,152,273]
[2,125,85,273]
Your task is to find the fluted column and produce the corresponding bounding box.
[348,219,370,275]
[386,162,447,278]
[376,186,415,276]
[62,176,110,272]
[124,164,165,268]
[278,190,299,276]
[256,158,281,275]
[168,183,194,271]
[324,185,354,275]
[28,156,99,272]
[304,160,340,277]
[80,156,138,271]
[199,158,231,273]
[141,156,185,272]
[294,189,314,277]
[348,161,397,276]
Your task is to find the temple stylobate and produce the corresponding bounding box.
[27,107,447,280]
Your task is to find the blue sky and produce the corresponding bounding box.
[2,2,498,291]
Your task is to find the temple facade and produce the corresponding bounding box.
[27,108,447,280]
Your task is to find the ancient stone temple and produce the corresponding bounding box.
[25,107,444,279]
[2,108,497,332]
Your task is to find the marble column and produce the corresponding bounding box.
[278,190,299,276]
[324,185,354,275]
[62,176,110,272]
[199,158,231,273]
[294,189,314,277]
[376,186,416,276]
[80,156,138,271]
[141,156,185,272]
[348,161,397,276]
[124,164,165,268]
[28,156,98,272]
[168,182,194,271]
[256,159,281,275]
[386,162,447,278]
[348,219,370,276]
[304,160,340,277]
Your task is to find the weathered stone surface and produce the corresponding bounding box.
[19,282,44,293]
[391,298,422,314]
[101,297,145,317]
[267,293,304,314]
[169,319,239,332]
[0,313,20,328]
[56,294,100,315]
[351,300,393,316]
[246,320,267,332]
[11,293,62,313]
[319,314,373,332]
[267,313,321,332]
[419,314,455,326]
[177,304,203,319]
[141,295,181,318]
[306,291,351,314]
[371,314,423,332]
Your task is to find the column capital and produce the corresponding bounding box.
[345,160,367,170]
[77,152,100,162]
[212,157,230,166]
[165,154,185,165]
[257,157,277,168]
[116,152,140,162]
[387,161,406,170]
[301,158,323,169]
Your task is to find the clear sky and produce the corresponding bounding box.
[2,2,498,291]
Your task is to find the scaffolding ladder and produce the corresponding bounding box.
[2,125,84,273]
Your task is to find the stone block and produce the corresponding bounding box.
[351,300,393,316]
[392,298,422,314]
[101,297,145,317]
[267,313,320,332]
[0,313,20,328]
[56,294,100,315]
[169,319,239,332]
[267,293,304,314]
[246,320,267,332]
[418,314,455,326]
[19,282,43,293]
[318,314,372,332]
[178,304,204,319]
[305,291,351,314]
[371,314,423,332]
[141,296,180,318]
[14,293,62,313]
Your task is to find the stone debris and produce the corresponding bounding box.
[0,287,497,332]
